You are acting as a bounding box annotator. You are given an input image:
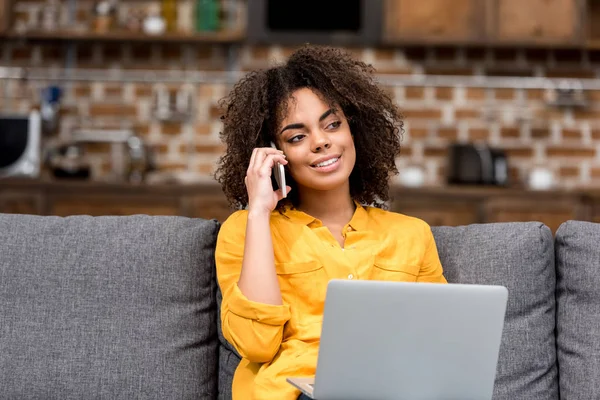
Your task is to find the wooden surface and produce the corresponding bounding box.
[2,178,600,232]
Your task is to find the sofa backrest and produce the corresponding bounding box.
[433,222,558,400]
[555,220,600,399]
[0,214,220,399]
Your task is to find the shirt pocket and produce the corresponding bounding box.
[275,261,326,331]
[369,257,420,282]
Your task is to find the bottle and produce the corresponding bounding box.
[195,0,219,32]
[161,0,177,32]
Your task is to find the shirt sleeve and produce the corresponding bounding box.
[417,224,448,284]
[215,211,291,363]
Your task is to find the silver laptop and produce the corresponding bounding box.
[287,279,508,400]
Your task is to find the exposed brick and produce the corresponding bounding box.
[250,46,270,61]
[281,46,304,58]
[162,45,182,61]
[495,88,515,100]
[198,85,214,98]
[195,163,215,174]
[85,143,112,153]
[455,109,480,119]
[437,127,457,140]
[89,104,137,117]
[405,86,425,99]
[11,46,32,61]
[74,84,91,98]
[545,69,596,79]
[154,144,169,154]
[209,104,224,119]
[573,110,600,120]
[135,124,151,136]
[562,128,582,139]
[591,168,600,178]
[401,109,442,120]
[525,48,548,63]
[408,127,428,139]
[559,166,580,177]
[104,85,123,98]
[135,85,153,97]
[435,87,454,100]
[465,47,486,61]
[131,44,153,61]
[526,89,546,100]
[196,124,213,135]
[194,144,225,153]
[160,123,183,135]
[423,147,447,157]
[400,146,412,156]
[501,127,520,138]
[374,49,395,61]
[42,46,64,62]
[483,67,534,77]
[469,128,489,140]
[376,66,413,75]
[586,90,600,102]
[546,147,595,158]
[504,148,533,158]
[494,48,518,62]
[102,44,123,63]
[160,163,188,171]
[466,88,486,100]
[197,46,213,60]
[424,66,473,76]
[592,129,600,140]
[531,127,550,138]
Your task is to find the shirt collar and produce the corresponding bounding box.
[281,200,369,231]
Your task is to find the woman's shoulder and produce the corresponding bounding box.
[365,206,431,234]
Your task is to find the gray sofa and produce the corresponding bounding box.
[0,213,598,399]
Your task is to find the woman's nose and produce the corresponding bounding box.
[312,133,331,152]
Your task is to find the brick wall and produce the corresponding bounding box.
[3,39,600,189]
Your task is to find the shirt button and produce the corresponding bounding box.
[347,227,352,232]
[348,274,354,279]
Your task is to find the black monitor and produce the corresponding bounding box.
[246,0,383,46]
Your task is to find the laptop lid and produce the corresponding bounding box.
[313,280,508,400]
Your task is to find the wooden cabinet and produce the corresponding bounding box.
[492,0,582,44]
[383,0,486,43]
[0,190,42,215]
[482,195,583,233]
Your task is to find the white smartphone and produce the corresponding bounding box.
[270,142,287,198]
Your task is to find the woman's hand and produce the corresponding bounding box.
[245,147,291,215]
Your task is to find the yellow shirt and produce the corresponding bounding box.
[215,202,447,400]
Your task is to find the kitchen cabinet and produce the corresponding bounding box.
[383,0,486,44]
[492,0,582,45]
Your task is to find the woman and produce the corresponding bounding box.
[214,45,446,400]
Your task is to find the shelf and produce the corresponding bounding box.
[2,29,245,43]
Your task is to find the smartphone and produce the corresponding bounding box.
[270,142,287,198]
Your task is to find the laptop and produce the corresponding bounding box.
[287,279,508,400]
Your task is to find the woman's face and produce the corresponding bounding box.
[276,88,356,193]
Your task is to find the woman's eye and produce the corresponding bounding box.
[288,135,305,143]
[327,121,341,129]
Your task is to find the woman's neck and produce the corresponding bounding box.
[297,186,356,225]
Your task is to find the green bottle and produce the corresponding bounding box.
[195,0,220,32]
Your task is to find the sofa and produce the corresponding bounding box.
[0,212,599,399]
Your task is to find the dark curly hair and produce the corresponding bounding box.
[214,44,403,211]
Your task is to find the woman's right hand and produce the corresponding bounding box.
[245,147,291,215]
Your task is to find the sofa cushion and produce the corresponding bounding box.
[0,214,219,399]
[433,222,558,400]
[555,220,600,399]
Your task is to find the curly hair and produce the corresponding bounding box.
[214,44,404,211]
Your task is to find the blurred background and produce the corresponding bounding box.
[1,0,599,232]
